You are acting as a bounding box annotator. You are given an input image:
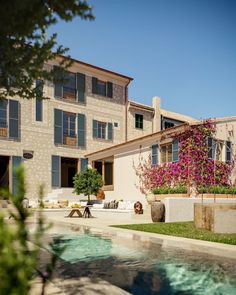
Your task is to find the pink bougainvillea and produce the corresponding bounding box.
[135,120,234,194]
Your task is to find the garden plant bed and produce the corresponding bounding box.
[112,222,236,245]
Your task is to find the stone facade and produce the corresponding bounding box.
[0,57,195,201]
[0,58,131,200]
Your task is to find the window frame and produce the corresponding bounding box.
[160,143,172,164]
[135,113,143,130]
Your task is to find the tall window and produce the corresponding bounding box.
[0,100,7,131]
[135,114,143,129]
[35,80,43,121]
[63,112,76,138]
[94,159,113,187]
[63,72,76,100]
[97,80,107,96]
[97,121,106,139]
[226,141,232,162]
[160,143,172,163]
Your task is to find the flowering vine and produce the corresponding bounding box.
[134,120,234,195]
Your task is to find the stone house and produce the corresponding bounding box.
[0,56,194,201]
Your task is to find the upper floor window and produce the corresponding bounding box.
[93,120,113,141]
[63,112,76,139]
[0,99,19,140]
[54,109,85,147]
[164,121,174,129]
[97,121,106,139]
[54,67,85,103]
[35,80,43,122]
[135,114,143,129]
[63,72,76,101]
[92,77,113,98]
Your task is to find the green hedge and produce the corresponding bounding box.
[152,186,187,195]
[198,185,236,194]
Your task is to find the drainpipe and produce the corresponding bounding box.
[125,80,131,142]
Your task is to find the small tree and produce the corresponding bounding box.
[73,168,103,203]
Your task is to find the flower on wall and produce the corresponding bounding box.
[134,120,235,194]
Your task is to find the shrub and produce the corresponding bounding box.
[198,185,236,194]
[152,186,187,195]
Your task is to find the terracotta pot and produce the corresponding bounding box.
[151,201,165,222]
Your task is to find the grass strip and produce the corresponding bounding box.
[112,222,236,245]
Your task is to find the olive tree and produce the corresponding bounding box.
[73,168,103,203]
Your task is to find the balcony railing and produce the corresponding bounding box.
[63,135,76,146]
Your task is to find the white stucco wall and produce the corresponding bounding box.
[103,144,151,205]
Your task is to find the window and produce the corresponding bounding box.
[54,68,86,103]
[35,80,43,121]
[0,99,19,140]
[164,121,175,129]
[93,120,113,141]
[92,77,113,98]
[63,112,76,145]
[97,80,107,96]
[207,137,223,161]
[226,141,232,162]
[63,72,76,100]
[135,114,143,129]
[54,109,85,147]
[160,143,172,163]
[94,158,114,188]
[97,121,106,139]
[0,99,7,137]
[114,122,118,128]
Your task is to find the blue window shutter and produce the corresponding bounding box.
[151,144,158,165]
[77,72,85,103]
[93,120,98,138]
[9,100,19,139]
[92,77,98,94]
[36,80,43,121]
[77,113,85,147]
[226,141,232,162]
[0,99,8,129]
[52,155,60,187]
[172,139,179,162]
[80,158,88,172]
[108,122,113,140]
[207,137,216,159]
[107,82,113,98]
[12,156,22,195]
[54,109,62,144]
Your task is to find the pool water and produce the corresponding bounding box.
[50,226,236,295]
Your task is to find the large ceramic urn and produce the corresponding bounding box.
[151,200,165,222]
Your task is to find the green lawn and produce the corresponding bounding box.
[112,222,236,245]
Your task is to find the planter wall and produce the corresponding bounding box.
[194,203,236,233]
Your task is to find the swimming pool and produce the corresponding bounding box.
[49,225,236,295]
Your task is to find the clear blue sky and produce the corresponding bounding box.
[48,0,236,119]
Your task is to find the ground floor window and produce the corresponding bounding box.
[160,143,172,163]
[94,158,114,189]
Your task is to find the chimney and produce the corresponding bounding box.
[152,96,161,132]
